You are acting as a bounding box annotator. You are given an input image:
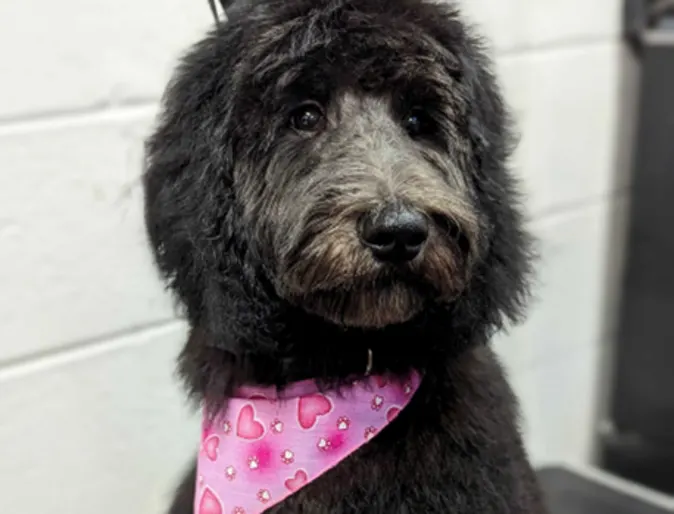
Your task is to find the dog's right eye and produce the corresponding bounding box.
[289,103,326,133]
[402,108,435,139]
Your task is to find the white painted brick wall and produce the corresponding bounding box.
[0,1,625,512]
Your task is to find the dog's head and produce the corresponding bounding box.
[144,0,533,393]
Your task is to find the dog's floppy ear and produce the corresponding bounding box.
[208,0,237,23]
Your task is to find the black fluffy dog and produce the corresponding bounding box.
[143,0,546,512]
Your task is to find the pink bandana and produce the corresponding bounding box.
[195,371,422,514]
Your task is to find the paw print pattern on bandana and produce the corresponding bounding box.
[257,489,271,504]
[247,456,259,471]
[364,426,377,440]
[225,466,236,481]
[270,419,284,434]
[196,371,421,514]
[336,416,351,431]
[281,449,295,464]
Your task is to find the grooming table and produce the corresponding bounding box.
[539,466,674,514]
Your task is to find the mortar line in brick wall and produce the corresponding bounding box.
[0,100,159,135]
[0,318,186,380]
[532,187,630,223]
[495,36,617,59]
[0,38,616,132]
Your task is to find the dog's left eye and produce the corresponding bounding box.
[402,109,433,138]
[289,103,326,133]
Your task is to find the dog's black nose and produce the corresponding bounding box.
[360,205,429,262]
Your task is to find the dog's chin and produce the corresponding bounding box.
[279,237,471,328]
[289,282,426,329]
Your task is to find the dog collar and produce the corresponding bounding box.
[195,371,422,514]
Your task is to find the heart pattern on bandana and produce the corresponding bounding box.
[386,407,401,422]
[198,487,223,514]
[237,404,265,440]
[375,376,388,388]
[202,435,220,461]
[284,469,309,492]
[196,371,422,514]
[297,394,333,429]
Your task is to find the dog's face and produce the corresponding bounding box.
[145,0,531,355]
[245,85,481,328]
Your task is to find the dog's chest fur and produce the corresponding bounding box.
[170,346,544,514]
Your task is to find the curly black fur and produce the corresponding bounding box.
[143,0,545,512]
